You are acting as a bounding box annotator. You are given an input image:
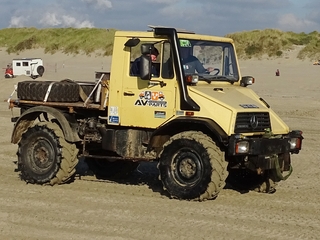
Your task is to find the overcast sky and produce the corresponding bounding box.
[1,0,319,36]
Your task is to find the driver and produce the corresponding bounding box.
[180,39,214,74]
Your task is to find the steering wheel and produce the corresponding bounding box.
[212,68,220,75]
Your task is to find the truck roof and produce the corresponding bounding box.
[114,26,234,43]
[12,58,42,61]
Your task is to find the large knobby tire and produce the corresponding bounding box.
[17,122,79,185]
[17,80,79,102]
[86,159,139,180]
[158,131,228,201]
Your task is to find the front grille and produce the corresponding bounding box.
[235,112,270,133]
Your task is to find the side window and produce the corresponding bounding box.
[129,41,173,79]
[23,62,29,66]
[16,62,21,67]
[129,42,160,77]
[161,42,174,79]
[129,44,141,76]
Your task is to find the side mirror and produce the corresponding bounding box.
[139,43,156,80]
[240,76,255,87]
[140,55,152,80]
[124,38,140,47]
[141,44,155,55]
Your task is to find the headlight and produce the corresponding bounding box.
[235,141,249,153]
[289,138,302,150]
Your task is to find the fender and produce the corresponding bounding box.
[149,116,229,148]
[11,106,80,144]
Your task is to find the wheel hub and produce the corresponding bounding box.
[35,147,49,164]
[178,158,197,179]
[31,140,54,171]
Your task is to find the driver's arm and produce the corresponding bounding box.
[195,59,213,73]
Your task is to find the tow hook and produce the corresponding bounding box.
[271,154,293,181]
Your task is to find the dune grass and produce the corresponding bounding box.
[0,27,116,56]
[0,27,319,60]
[226,29,320,60]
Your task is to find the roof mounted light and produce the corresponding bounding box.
[185,74,198,85]
[240,76,255,87]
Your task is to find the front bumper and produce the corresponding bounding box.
[228,130,303,156]
[227,130,303,180]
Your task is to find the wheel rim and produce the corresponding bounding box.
[172,148,203,186]
[27,137,56,174]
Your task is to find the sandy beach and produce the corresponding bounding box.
[0,47,319,240]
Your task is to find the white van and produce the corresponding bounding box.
[12,58,45,79]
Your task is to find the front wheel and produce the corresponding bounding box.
[158,131,228,201]
[18,122,79,185]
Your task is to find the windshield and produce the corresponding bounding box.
[179,39,239,82]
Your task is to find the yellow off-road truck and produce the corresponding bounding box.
[8,26,303,201]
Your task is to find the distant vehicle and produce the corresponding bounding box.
[10,58,45,79]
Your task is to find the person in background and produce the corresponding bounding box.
[5,64,14,78]
[130,47,159,76]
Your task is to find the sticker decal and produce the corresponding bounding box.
[176,110,184,116]
[109,106,119,116]
[135,91,167,107]
[239,104,259,109]
[154,111,166,118]
[109,116,119,124]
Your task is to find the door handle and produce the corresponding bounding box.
[124,91,135,96]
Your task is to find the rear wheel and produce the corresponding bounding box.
[18,122,79,185]
[158,131,228,201]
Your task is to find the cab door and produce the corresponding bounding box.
[119,41,176,128]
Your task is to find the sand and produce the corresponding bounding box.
[0,47,319,240]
